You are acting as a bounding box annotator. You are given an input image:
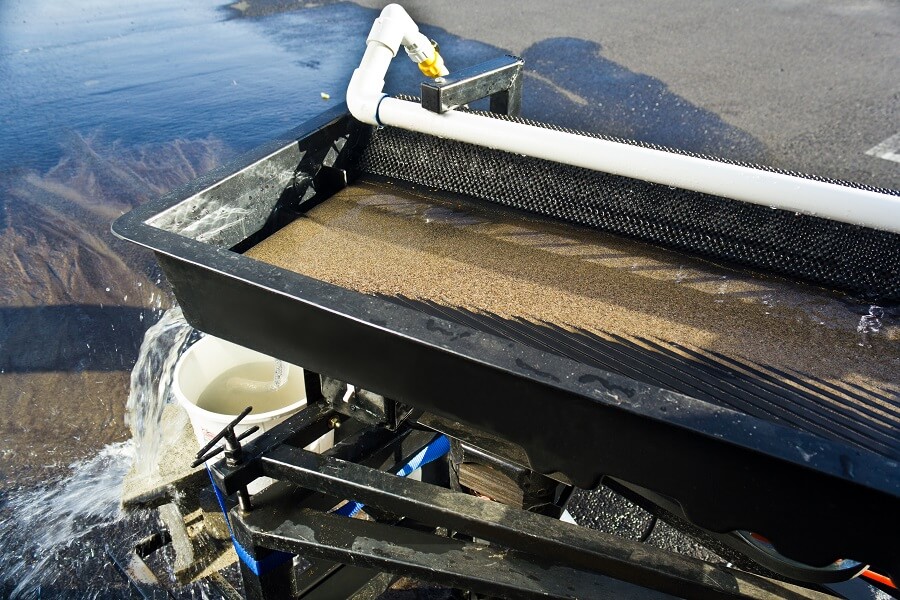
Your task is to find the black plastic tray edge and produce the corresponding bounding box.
[112,104,900,574]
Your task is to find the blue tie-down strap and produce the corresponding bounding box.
[335,434,450,517]
[208,469,293,576]
[208,434,451,574]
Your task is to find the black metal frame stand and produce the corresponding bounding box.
[204,381,841,600]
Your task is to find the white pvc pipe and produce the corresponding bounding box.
[348,5,900,234]
[377,98,900,233]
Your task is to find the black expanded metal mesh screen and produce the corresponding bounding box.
[356,110,900,302]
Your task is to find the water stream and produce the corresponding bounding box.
[126,307,196,476]
[0,306,198,598]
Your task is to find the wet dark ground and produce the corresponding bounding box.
[0,0,897,597]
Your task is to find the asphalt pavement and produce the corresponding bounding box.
[353,0,899,189]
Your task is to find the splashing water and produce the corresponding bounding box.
[856,305,884,348]
[126,306,196,476]
[0,306,203,597]
[0,442,147,599]
[857,305,884,335]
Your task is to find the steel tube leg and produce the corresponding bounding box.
[231,515,293,600]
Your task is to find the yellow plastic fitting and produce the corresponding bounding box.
[418,49,447,79]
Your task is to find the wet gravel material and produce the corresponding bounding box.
[567,484,722,564]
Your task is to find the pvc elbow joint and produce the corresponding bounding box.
[366,4,411,56]
[348,4,449,125]
[368,4,447,76]
[346,69,385,126]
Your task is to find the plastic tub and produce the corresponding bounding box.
[174,334,331,491]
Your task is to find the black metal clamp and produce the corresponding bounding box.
[193,406,258,513]
[421,55,524,116]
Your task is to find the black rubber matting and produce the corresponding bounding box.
[387,295,900,463]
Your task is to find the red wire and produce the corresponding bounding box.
[861,569,897,590]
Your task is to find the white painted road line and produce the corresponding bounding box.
[865,132,900,163]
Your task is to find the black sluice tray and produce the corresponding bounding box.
[113,106,899,577]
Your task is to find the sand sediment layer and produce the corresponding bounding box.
[247,181,899,417]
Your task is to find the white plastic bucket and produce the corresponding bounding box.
[173,335,331,491]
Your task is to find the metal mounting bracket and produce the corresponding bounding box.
[421,55,524,116]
